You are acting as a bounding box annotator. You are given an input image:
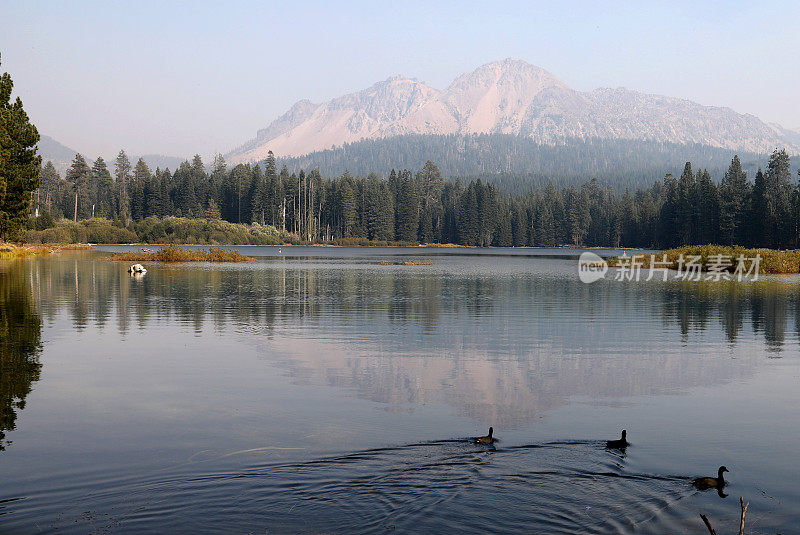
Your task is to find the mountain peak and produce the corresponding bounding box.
[359,75,436,98]
[452,59,568,89]
[479,57,556,74]
[227,60,800,162]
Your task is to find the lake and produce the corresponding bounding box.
[1,247,798,533]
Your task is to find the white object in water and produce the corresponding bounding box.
[128,263,147,274]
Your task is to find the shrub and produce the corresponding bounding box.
[109,245,254,263]
[40,226,72,243]
[34,211,56,231]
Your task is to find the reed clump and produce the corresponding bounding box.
[0,244,54,259]
[609,245,800,274]
[109,245,254,263]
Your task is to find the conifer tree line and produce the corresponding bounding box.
[33,147,800,249]
[275,133,770,190]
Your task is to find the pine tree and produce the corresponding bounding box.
[90,157,113,218]
[263,152,278,225]
[142,169,159,219]
[416,160,443,242]
[750,168,769,246]
[765,149,793,248]
[394,170,419,242]
[440,180,462,244]
[311,169,325,241]
[172,161,195,217]
[747,150,794,248]
[277,165,289,231]
[129,158,150,220]
[156,168,173,217]
[534,197,556,247]
[537,183,563,246]
[565,186,591,246]
[457,181,480,245]
[794,169,800,247]
[718,155,749,245]
[248,164,265,224]
[676,162,696,244]
[658,173,679,247]
[477,180,500,246]
[188,154,207,217]
[337,172,357,237]
[618,189,636,247]
[365,176,394,241]
[0,53,41,240]
[204,198,221,220]
[37,161,61,217]
[510,203,527,247]
[211,154,231,219]
[493,207,513,246]
[297,169,306,236]
[696,169,719,244]
[65,154,91,221]
[232,164,252,224]
[114,150,132,221]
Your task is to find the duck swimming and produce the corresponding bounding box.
[475,427,495,444]
[606,429,628,449]
[693,466,729,490]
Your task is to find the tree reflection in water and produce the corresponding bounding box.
[0,261,42,451]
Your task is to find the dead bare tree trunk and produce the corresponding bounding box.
[739,496,748,535]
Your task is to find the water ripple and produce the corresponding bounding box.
[4,439,708,534]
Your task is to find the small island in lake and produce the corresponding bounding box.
[108,245,254,263]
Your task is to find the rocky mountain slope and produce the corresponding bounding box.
[229,59,800,163]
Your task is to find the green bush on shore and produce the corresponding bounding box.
[23,217,296,245]
[133,216,296,245]
[25,219,139,244]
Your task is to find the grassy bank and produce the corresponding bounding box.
[108,245,254,263]
[609,245,800,274]
[0,244,54,259]
[0,243,93,260]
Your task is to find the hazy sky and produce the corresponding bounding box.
[2,0,798,159]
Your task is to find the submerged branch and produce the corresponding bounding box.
[700,514,717,535]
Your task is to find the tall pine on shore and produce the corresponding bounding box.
[0,53,41,241]
[65,154,91,221]
[114,150,132,222]
[718,155,749,245]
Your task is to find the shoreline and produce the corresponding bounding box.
[53,242,647,250]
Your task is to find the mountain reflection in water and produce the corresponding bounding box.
[8,252,800,429]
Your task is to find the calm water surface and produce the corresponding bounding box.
[1,247,798,534]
